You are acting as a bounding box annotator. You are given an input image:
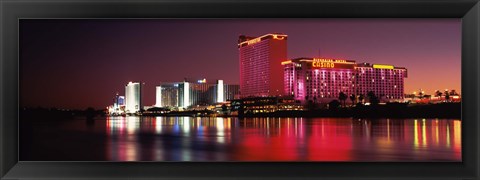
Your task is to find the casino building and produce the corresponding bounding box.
[238,33,287,97]
[282,58,407,104]
[283,58,356,103]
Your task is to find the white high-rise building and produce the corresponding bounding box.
[155,86,162,107]
[125,82,142,113]
[180,82,190,108]
[217,80,224,103]
[157,79,240,109]
[155,84,179,107]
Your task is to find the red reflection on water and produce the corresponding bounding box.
[102,117,461,161]
[231,118,301,161]
[307,119,352,161]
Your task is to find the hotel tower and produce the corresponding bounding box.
[125,82,142,113]
[238,33,288,97]
[155,79,240,109]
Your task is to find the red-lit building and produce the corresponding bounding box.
[355,63,407,101]
[282,58,408,104]
[283,58,356,103]
[238,33,288,97]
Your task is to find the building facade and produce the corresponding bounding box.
[223,84,241,101]
[125,82,142,113]
[355,63,407,101]
[238,33,288,97]
[155,83,178,107]
[156,79,240,109]
[183,80,216,107]
[283,58,356,103]
[282,58,407,104]
[113,93,125,108]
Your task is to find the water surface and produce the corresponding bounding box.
[20,117,461,161]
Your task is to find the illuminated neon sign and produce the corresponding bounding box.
[281,60,292,65]
[312,58,352,69]
[373,64,394,69]
[246,38,261,45]
[238,34,287,46]
[272,34,285,40]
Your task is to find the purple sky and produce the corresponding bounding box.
[20,19,461,109]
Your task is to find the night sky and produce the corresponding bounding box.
[20,19,461,109]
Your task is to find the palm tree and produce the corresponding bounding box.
[328,100,341,110]
[367,91,379,106]
[450,90,458,96]
[434,90,443,102]
[418,91,424,100]
[338,92,348,107]
[358,94,365,105]
[449,90,458,102]
[444,90,450,102]
[349,94,356,107]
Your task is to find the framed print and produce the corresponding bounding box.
[1,0,479,179]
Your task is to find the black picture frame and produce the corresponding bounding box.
[1,0,479,179]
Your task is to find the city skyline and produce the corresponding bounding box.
[20,19,461,109]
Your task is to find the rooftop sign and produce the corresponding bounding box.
[238,34,287,46]
[312,58,355,69]
[373,64,394,69]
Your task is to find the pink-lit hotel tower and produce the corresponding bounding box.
[282,58,356,102]
[282,58,407,104]
[239,33,407,103]
[238,33,287,97]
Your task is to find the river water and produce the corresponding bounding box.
[20,117,461,161]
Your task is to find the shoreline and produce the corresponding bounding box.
[20,103,461,121]
[140,103,461,119]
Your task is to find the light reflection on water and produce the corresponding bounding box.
[103,117,461,161]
